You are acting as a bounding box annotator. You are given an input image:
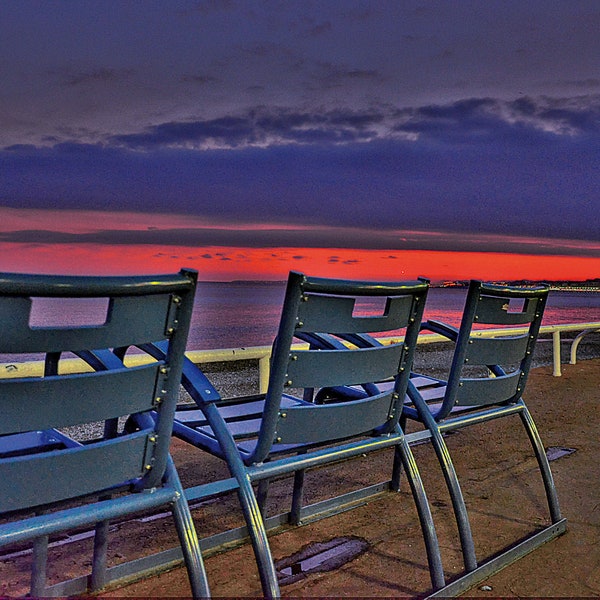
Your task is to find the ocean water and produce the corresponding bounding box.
[25,282,600,351]
[187,283,600,350]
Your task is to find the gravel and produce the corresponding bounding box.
[195,331,600,398]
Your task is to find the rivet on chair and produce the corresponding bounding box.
[280,412,287,418]
[285,380,293,386]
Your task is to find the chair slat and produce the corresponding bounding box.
[0,432,150,513]
[474,295,540,325]
[285,344,404,389]
[297,294,413,334]
[0,295,174,354]
[0,364,162,435]
[465,334,530,365]
[196,419,263,440]
[274,391,396,445]
[455,371,521,406]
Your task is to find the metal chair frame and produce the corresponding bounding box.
[0,270,209,598]
[166,271,447,597]
[404,280,566,595]
[307,280,567,595]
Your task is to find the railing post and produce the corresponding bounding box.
[552,330,562,377]
[570,328,600,365]
[258,355,271,394]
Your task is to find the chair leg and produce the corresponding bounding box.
[397,437,446,591]
[204,404,280,598]
[290,468,305,525]
[91,518,110,591]
[257,478,270,517]
[519,404,562,523]
[391,414,408,491]
[427,423,478,572]
[166,457,211,599]
[30,535,48,597]
[234,472,280,598]
[390,443,404,491]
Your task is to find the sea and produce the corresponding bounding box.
[25,282,600,352]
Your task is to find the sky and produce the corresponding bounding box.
[0,1,599,282]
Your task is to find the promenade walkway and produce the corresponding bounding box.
[106,359,599,598]
[2,359,598,597]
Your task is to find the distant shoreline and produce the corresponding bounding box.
[204,279,600,291]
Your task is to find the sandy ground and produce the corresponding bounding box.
[1,340,599,598]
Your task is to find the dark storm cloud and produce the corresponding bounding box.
[107,97,600,150]
[1,96,599,246]
[111,108,384,149]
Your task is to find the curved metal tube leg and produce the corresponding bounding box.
[234,471,280,597]
[398,438,446,590]
[519,406,562,523]
[203,404,280,597]
[167,458,211,599]
[429,426,478,572]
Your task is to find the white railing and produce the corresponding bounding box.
[1,322,598,388]
[181,322,600,390]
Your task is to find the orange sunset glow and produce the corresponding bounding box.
[0,242,598,283]
[0,208,597,282]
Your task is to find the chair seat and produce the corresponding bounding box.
[175,395,305,438]
[0,429,81,459]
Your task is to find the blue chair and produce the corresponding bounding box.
[321,280,567,593]
[157,271,446,597]
[403,280,566,591]
[0,270,209,598]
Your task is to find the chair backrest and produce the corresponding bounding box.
[250,271,428,464]
[440,280,549,416]
[0,269,197,514]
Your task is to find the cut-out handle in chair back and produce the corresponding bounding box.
[0,270,209,598]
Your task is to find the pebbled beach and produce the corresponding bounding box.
[200,331,600,398]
